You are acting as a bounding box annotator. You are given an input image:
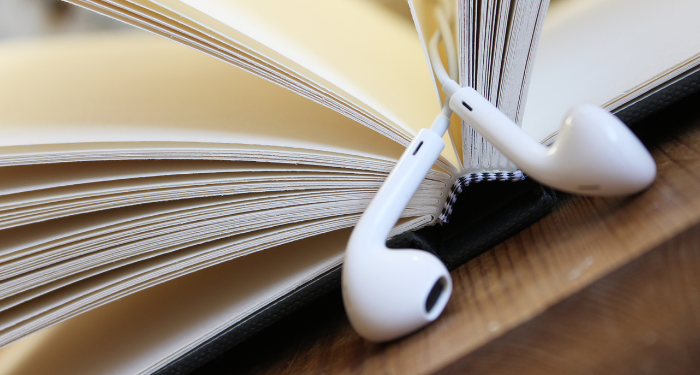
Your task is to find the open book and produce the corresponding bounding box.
[0,0,698,373]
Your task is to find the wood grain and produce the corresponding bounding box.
[437,220,700,375]
[200,93,700,375]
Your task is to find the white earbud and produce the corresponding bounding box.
[342,115,453,342]
[342,1,656,343]
[446,84,656,195]
[429,0,656,196]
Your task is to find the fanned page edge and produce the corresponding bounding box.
[459,0,547,172]
[64,0,461,170]
[0,216,437,375]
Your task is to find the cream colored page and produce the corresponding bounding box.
[0,216,360,331]
[0,160,359,195]
[0,214,378,335]
[72,0,456,167]
[522,0,700,142]
[0,190,361,261]
[0,33,405,162]
[0,230,348,375]
[177,0,440,136]
[0,212,433,339]
[0,171,383,207]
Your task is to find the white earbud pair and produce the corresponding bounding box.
[342,4,656,342]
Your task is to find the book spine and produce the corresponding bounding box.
[439,170,525,223]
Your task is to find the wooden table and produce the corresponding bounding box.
[197,92,700,375]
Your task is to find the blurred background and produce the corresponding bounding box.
[0,0,413,41]
[0,0,129,40]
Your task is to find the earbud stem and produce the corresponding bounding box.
[343,123,453,342]
[348,126,446,253]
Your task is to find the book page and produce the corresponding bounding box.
[0,172,380,229]
[0,213,429,375]
[77,0,464,168]
[0,190,378,287]
[0,191,353,262]
[522,0,700,143]
[0,33,406,163]
[0,213,433,353]
[0,161,365,195]
[173,0,440,138]
[0,217,356,340]
[0,229,349,375]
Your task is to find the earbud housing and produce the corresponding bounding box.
[343,127,453,342]
[449,86,656,195]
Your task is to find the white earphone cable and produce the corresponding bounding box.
[428,2,459,122]
[435,5,458,81]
